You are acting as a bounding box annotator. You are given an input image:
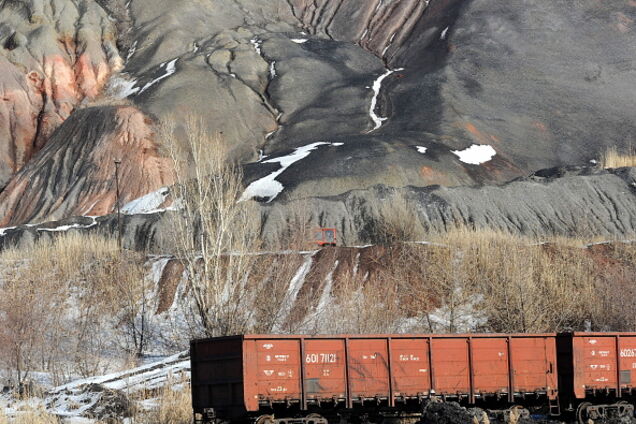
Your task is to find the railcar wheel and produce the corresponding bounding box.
[306,413,327,424]
[577,402,593,424]
[256,414,275,424]
[616,401,635,418]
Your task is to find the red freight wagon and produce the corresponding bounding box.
[190,334,558,424]
[557,332,636,422]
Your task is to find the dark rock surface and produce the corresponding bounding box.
[3,166,636,250]
[0,0,635,235]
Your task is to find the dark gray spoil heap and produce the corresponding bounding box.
[1,0,635,238]
[3,166,636,251]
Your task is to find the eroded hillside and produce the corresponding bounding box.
[0,0,635,235]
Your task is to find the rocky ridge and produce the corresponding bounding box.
[0,0,635,238]
[2,165,636,250]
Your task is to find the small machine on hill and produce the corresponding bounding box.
[313,228,337,247]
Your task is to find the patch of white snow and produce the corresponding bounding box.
[0,226,16,236]
[415,146,428,154]
[138,58,178,95]
[367,68,404,132]
[122,187,170,215]
[37,218,98,232]
[240,142,342,202]
[381,32,397,56]
[441,26,449,40]
[126,40,137,62]
[250,38,262,55]
[316,260,339,313]
[110,74,140,98]
[291,38,308,44]
[451,144,497,165]
[269,60,277,78]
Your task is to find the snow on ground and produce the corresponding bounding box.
[451,144,497,165]
[109,57,178,98]
[250,38,262,55]
[415,146,428,154]
[126,40,138,62]
[0,226,16,236]
[109,74,140,98]
[122,187,170,215]
[441,26,449,40]
[37,217,98,232]
[240,142,342,202]
[381,32,397,56]
[269,60,277,78]
[291,38,308,43]
[43,352,189,421]
[273,252,317,332]
[52,351,189,394]
[138,58,178,95]
[367,68,404,132]
[316,260,338,313]
[1,352,189,422]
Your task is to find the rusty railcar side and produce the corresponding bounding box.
[570,332,636,398]
[191,333,559,422]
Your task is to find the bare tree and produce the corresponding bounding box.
[0,278,53,391]
[164,116,263,337]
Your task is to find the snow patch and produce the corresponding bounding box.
[316,260,339,313]
[240,142,342,202]
[269,60,277,78]
[0,226,16,236]
[415,146,428,154]
[441,26,449,40]
[291,38,308,43]
[126,40,137,62]
[273,252,316,332]
[122,187,170,215]
[138,58,178,95]
[367,68,404,132]
[52,351,189,394]
[37,218,98,232]
[381,32,397,56]
[451,144,497,165]
[110,58,178,98]
[250,38,262,55]
[110,74,140,98]
[427,294,486,332]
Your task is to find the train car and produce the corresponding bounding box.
[557,332,636,423]
[190,334,559,424]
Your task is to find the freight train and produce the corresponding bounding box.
[190,333,636,424]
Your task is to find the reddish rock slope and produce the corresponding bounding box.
[0,106,173,226]
[0,0,122,189]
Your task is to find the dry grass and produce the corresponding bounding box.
[134,375,191,424]
[374,192,427,244]
[155,383,192,424]
[602,146,636,168]
[309,226,636,334]
[0,232,149,383]
[11,406,60,424]
[0,232,119,279]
